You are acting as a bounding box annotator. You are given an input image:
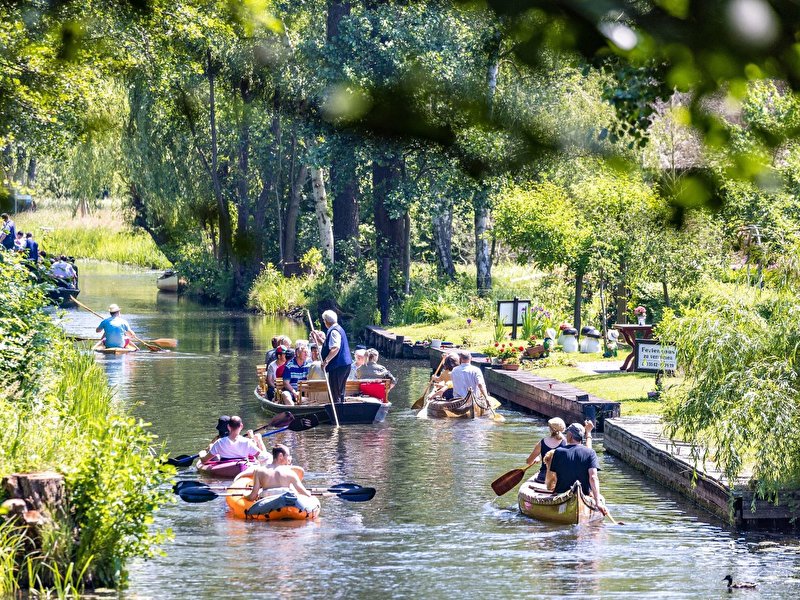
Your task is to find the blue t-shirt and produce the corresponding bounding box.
[1,220,15,249]
[550,443,600,495]
[98,316,131,348]
[282,359,310,391]
[25,239,38,262]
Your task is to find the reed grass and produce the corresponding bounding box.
[14,202,170,269]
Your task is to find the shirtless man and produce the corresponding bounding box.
[245,444,312,501]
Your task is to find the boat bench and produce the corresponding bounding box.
[298,379,391,403]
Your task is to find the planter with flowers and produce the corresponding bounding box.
[496,343,524,370]
[634,305,647,326]
[525,335,547,359]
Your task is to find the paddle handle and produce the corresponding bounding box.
[72,296,104,319]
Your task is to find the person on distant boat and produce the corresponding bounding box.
[265,336,279,367]
[266,345,288,400]
[450,350,491,401]
[245,444,311,501]
[14,231,25,251]
[543,422,607,515]
[51,255,77,287]
[24,233,38,263]
[0,213,16,250]
[348,348,367,380]
[315,310,352,404]
[280,341,311,405]
[357,349,397,389]
[200,415,267,464]
[525,417,567,483]
[95,303,135,349]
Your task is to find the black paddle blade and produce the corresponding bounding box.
[166,454,197,468]
[288,413,319,432]
[338,487,375,502]
[173,480,209,494]
[178,487,219,503]
[268,411,294,429]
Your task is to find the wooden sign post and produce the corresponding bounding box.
[496,297,531,340]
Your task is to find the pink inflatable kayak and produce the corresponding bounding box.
[196,458,256,478]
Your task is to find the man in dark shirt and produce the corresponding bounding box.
[545,422,607,515]
[24,233,38,262]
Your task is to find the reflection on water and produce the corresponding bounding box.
[61,263,800,599]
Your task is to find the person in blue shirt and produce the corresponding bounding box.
[24,233,38,263]
[0,213,16,250]
[95,303,135,349]
[280,342,311,405]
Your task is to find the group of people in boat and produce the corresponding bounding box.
[526,416,608,516]
[264,310,396,406]
[427,350,493,404]
[1,213,79,289]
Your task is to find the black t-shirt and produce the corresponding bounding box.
[550,443,600,495]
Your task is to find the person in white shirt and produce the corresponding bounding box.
[200,416,267,463]
[450,350,490,400]
[348,348,367,380]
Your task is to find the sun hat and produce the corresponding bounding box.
[108,304,120,313]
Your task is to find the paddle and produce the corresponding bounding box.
[178,484,376,503]
[174,481,361,494]
[605,511,625,525]
[307,309,339,427]
[490,462,537,496]
[165,413,317,467]
[71,297,177,350]
[411,355,446,411]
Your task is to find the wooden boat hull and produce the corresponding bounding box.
[254,387,390,425]
[46,282,79,306]
[426,391,499,419]
[157,271,179,292]
[518,480,603,525]
[93,345,138,355]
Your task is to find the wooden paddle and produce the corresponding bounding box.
[490,462,537,496]
[71,297,177,351]
[165,413,317,467]
[411,355,447,410]
[605,510,624,525]
[177,484,376,503]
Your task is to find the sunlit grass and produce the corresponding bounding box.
[14,201,170,269]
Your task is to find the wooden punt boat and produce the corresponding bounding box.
[253,386,390,425]
[518,479,603,525]
[425,389,500,419]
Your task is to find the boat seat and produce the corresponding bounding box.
[297,379,392,403]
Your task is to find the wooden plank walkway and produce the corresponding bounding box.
[605,416,800,529]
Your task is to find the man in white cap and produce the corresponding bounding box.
[95,303,135,349]
[543,422,607,516]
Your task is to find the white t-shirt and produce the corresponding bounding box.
[267,360,279,386]
[450,363,485,399]
[328,328,341,349]
[209,435,261,459]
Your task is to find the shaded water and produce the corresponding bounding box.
[61,264,800,599]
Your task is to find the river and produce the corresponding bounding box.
[60,264,800,599]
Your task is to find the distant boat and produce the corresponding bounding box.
[156,270,178,292]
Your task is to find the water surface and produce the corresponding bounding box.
[61,263,800,599]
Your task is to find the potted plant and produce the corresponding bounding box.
[634,305,647,326]
[501,356,521,370]
[525,335,547,358]
[496,343,524,369]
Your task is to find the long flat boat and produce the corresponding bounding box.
[253,386,390,425]
[518,479,604,525]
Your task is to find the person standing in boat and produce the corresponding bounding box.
[95,304,135,349]
[200,416,267,464]
[245,444,312,501]
[543,422,607,515]
[316,310,352,403]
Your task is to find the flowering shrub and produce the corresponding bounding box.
[521,305,552,338]
[634,305,647,316]
[496,342,525,361]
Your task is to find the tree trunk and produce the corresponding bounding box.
[14,147,26,183]
[662,277,670,308]
[235,101,251,273]
[432,205,456,278]
[284,164,308,265]
[271,89,284,267]
[327,0,351,40]
[310,167,334,263]
[331,147,359,264]
[26,156,36,185]
[475,204,492,296]
[403,211,411,295]
[573,268,584,332]
[373,153,406,305]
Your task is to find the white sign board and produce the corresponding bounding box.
[497,300,531,327]
[635,341,678,373]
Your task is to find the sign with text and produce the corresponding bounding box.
[635,339,678,373]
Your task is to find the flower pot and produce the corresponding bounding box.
[526,345,545,358]
[501,362,520,371]
[637,317,646,326]
[431,339,442,349]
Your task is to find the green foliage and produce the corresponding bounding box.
[247,263,306,316]
[0,252,172,590]
[659,280,800,497]
[493,318,506,343]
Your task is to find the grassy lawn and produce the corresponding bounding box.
[14,201,170,269]
[531,364,669,416]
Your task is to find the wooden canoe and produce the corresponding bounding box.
[157,271,179,292]
[518,479,603,525]
[253,387,390,425]
[426,389,500,419]
[93,341,138,354]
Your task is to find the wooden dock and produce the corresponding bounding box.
[604,416,800,529]
[362,326,429,359]
[429,347,620,431]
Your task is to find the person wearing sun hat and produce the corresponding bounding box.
[95,303,135,349]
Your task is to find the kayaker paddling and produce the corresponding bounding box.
[200,416,267,464]
[95,303,135,349]
[245,445,312,501]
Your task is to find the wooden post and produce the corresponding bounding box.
[511,296,519,340]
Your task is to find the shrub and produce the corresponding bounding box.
[247,263,306,315]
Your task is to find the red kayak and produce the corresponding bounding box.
[196,458,257,478]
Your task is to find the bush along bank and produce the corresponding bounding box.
[0,252,173,594]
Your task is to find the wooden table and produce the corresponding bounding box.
[614,324,653,372]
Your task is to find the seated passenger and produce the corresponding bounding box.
[51,255,77,287]
[525,417,567,484]
[430,353,459,400]
[95,303,134,349]
[200,415,266,463]
[280,342,311,405]
[348,348,367,380]
[245,444,311,501]
[266,345,288,400]
[356,349,397,389]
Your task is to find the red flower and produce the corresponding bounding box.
[494,342,499,347]
[518,346,524,351]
